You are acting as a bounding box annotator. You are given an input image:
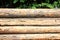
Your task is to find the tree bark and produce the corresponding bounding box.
[0,9,60,18]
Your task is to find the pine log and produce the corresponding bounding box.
[0,9,60,18]
[0,18,60,26]
[0,26,60,33]
[0,34,60,40]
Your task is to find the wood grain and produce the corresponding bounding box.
[0,34,60,40]
[0,9,60,18]
[0,26,60,33]
[0,18,60,26]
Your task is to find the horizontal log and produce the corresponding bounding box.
[0,26,60,33]
[0,9,60,18]
[0,34,60,40]
[0,18,60,26]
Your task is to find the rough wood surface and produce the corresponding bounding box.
[0,26,60,33]
[0,18,60,26]
[0,9,60,18]
[0,34,60,40]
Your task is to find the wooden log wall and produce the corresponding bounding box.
[0,9,60,40]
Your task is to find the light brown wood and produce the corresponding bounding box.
[0,26,60,33]
[0,9,60,18]
[0,34,60,40]
[0,18,60,26]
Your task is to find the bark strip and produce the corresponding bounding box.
[0,34,60,40]
[0,26,60,33]
[0,18,60,26]
[0,9,60,18]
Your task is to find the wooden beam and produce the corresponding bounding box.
[0,26,60,33]
[0,9,60,18]
[0,34,60,40]
[0,18,60,26]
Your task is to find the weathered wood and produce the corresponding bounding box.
[0,34,60,40]
[0,18,60,26]
[0,9,60,18]
[0,26,60,33]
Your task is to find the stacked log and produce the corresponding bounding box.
[0,9,59,18]
[0,9,60,40]
[0,34,60,40]
[0,26,60,33]
[0,18,60,26]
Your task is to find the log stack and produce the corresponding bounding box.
[0,9,60,40]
